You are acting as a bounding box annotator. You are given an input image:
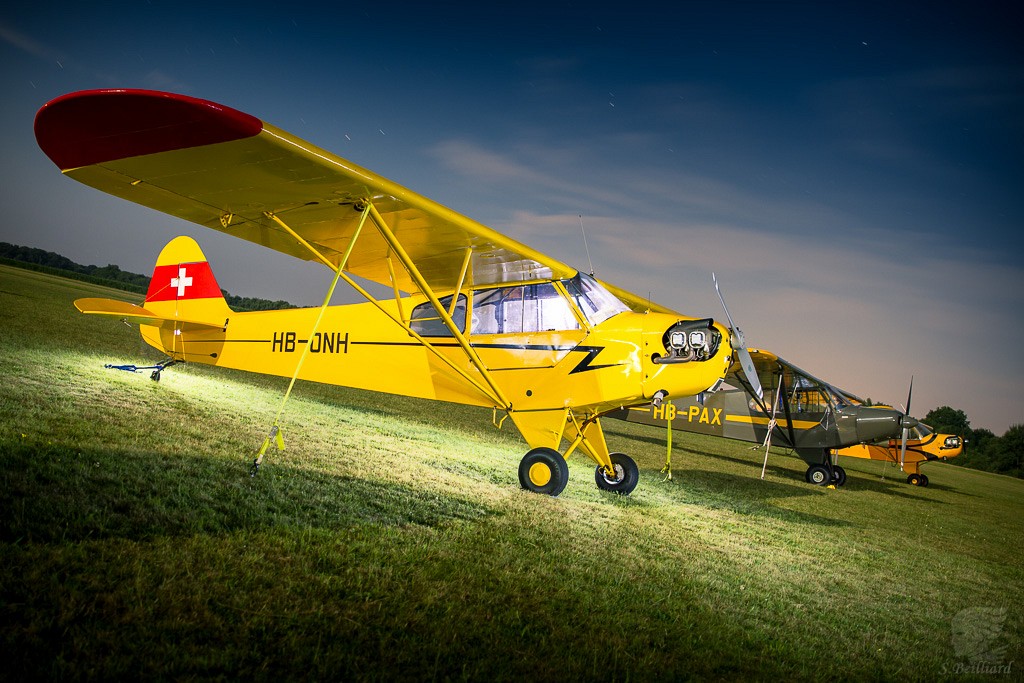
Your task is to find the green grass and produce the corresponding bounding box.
[1,263,1021,681]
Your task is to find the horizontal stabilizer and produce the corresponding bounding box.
[74,297,226,331]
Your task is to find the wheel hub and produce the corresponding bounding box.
[528,462,552,487]
[600,463,624,485]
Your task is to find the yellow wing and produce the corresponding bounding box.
[35,89,576,294]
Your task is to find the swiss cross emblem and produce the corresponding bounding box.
[170,266,193,297]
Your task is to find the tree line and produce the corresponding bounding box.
[0,242,296,312]
[923,406,1022,479]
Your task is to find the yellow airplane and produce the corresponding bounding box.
[35,88,759,496]
[834,422,964,487]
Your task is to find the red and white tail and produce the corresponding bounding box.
[142,235,232,325]
[75,236,231,329]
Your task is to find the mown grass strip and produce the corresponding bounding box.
[1,265,1021,681]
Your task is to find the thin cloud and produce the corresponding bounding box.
[0,21,63,63]
[499,208,1023,430]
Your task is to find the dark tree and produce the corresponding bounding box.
[924,406,971,437]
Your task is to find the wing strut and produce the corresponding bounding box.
[759,383,783,480]
[264,203,511,411]
[365,202,512,412]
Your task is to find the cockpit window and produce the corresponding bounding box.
[563,273,629,326]
[410,294,466,336]
[470,283,579,334]
[789,378,836,413]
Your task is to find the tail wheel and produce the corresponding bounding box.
[831,465,847,487]
[806,465,831,486]
[594,452,639,495]
[518,447,570,496]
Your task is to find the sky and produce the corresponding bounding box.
[1,2,1021,433]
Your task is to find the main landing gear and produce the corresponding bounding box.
[805,463,846,487]
[518,448,639,497]
[906,473,930,487]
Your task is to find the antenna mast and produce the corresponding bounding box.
[578,214,595,276]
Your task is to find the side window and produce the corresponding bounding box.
[409,294,466,336]
[791,386,830,413]
[470,284,579,334]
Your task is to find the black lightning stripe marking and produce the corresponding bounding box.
[568,346,617,374]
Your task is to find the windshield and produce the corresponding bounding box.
[825,384,850,408]
[563,273,629,326]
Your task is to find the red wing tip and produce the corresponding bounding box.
[34,89,264,170]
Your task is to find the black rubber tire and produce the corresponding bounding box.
[518,447,570,496]
[919,474,929,487]
[831,465,847,487]
[807,465,831,486]
[907,473,922,486]
[594,452,639,495]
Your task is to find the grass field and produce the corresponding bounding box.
[2,263,1021,681]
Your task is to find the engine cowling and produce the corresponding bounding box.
[653,318,722,364]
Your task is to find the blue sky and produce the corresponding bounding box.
[1,2,1021,433]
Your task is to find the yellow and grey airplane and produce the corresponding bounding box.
[35,88,767,497]
[609,350,961,486]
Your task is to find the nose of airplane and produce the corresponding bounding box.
[854,407,908,443]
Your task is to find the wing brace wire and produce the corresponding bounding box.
[250,205,370,476]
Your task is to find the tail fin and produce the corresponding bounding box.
[75,236,232,329]
[143,235,232,324]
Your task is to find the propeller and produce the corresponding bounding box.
[899,376,913,471]
[712,273,763,400]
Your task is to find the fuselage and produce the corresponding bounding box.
[142,274,733,417]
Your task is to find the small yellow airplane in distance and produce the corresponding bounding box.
[34,88,764,497]
[609,349,962,486]
[834,421,964,487]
